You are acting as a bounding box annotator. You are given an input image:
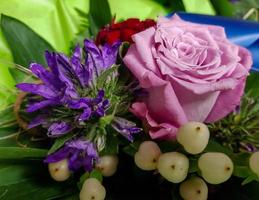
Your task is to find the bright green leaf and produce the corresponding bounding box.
[245,73,259,97]
[96,65,119,89]
[89,0,112,30]
[204,140,233,155]
[89,169,103,182]
[188,158,198,173]
[1,15,54,83]
[210,0,234,16]
[0,147,47,160]
[182,0,215,15]
[48,133,76,155]
[100,132,119,155]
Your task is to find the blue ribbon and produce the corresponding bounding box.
[168,13,259,71]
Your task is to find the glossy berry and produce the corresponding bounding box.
[134,141,162,170]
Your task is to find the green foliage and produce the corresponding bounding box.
[89,0,112,29]
[211,0,234,16]
[0,162,78,200]
[0,147,47,160]
[209,96,259,152]
[233,0,259,20]
[89,169,103,182]
[73,0,112,45]
[246,73,259,97]
[123,140,141,156]
[77,172,90,190]
[48,133,76,155]
[100,130,119,155]
[1,15,54,83]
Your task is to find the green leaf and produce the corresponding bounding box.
[204,140,233,155]
[233,0,259,20]
[99,115,114,129]
[89,169,103,182]
[0,162,78,200]
[0,147,47,160]
[234,166,253,178]
[96,65,119,89]
[210,0,234,16]
[0,105,16,127]
[188,158,198,173]
[242,175,259,185]
[48,133,76,155]
[77,172,90,190]
[232,152,250,166]
[245,72,259,97]
[158,141,182,153]
[182,0,216,15]
[1,15,54,82]
[123,141,141,156]
[89,0,112,36]
[100,131,119,155]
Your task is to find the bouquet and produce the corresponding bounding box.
[1,1,259,200]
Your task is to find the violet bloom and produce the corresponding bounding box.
[111,117,142,142]
[17,40,120,137]
[45,138,98,172]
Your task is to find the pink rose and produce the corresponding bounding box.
[123,15,252,140]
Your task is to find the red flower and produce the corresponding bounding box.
[96,18,156,45]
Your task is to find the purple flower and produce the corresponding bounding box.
[84,39,120,77]
[47,122,73,137]
[111,117,142,142]
[16,40,120,136]
[45,138,98,172]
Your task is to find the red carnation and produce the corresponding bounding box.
[96,18,156,45]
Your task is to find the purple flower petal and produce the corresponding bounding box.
[111,117,142,141]
[16,83,57,99]
[94,90,105,104]
[47,122,73,137]
[28,115,47,128]
[79,107,92,121]
[45,51,59,75]
[44,146,70,163]
[27,99,58,112]
[30,63,62,91]
[102,99,110,109]
[68,98,92,109]
[95,107,105,117]
[101,41,121,68]
[84,40,121,77]
[56,54,79,98]
[45,138,98,172]
[71,45,91,87]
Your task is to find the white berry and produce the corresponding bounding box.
[134,141,162,171]
[48,159,70,181]
[79,178,106,200]
[198,152,233,184]
[96,155,119,177]
[157,152,189,183]
[249,152,259,177]
[179,176,208,200]
[177,122,210,154]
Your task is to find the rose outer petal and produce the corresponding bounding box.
[131,102,178,140]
